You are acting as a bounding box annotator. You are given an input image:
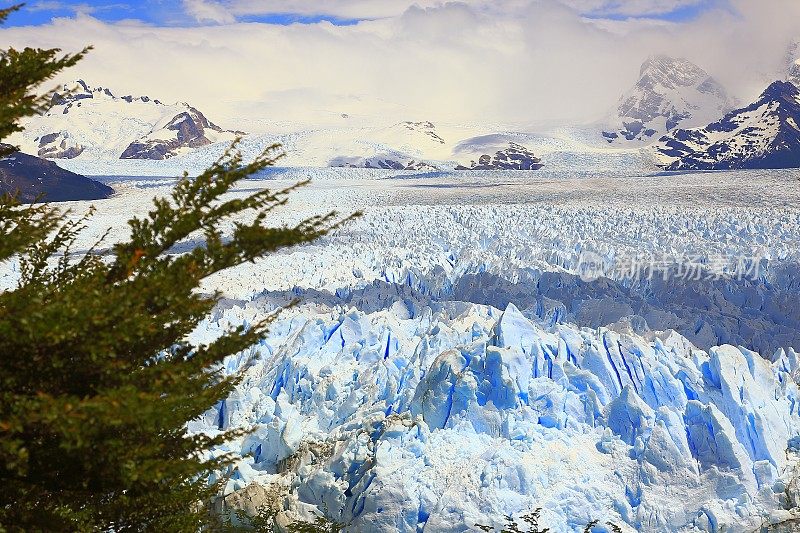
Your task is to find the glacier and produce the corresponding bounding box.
[190,169,800,532]
[5,168,800,532]
[195,299,800,532]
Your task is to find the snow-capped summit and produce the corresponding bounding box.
[13,80,241,161]
[602,55,732,143]
[121,105,242,160]
[658,80,800,170]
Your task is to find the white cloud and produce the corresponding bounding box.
[196,0,470,20]
[560,0,709,17]
[179,0,720,21]
[1,0,797,127]
[183,0,236,24]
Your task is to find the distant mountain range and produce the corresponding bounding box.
[14,80,241,161]
[602,55,732,144]
[10,45,800,173]
[0,144,113,202]
[329,131,545,171]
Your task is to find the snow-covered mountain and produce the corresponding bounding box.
[12,78,656,173]
[326,121,446,169]
[657,80,800,170]
[120,106,242,160]
[602,55,732,144]
[12,80,241,161]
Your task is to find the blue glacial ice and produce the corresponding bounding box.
[191,300,800,532]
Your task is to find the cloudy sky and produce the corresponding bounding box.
[2,1,798,127]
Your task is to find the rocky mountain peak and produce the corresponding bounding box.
[657,79,800,170]
[637,55,710,89]
[621,55,730,124]
[760,79,800,104]
[604,55,731,143]
[51,79,94,106]
[51,80,163,109]
[165,106,222,136]
[120,105,241,160]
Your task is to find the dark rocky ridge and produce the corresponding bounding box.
[50,79,163,111]
[0,144,113,203]
[401,121,445,144]
[456,142,543,170]
[37,131,85,159]
[330,155,438,171]
[363,159,437,171]
[658,80,800,170]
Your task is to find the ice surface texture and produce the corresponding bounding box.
[194,300,800,532]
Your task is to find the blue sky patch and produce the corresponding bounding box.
[3,0,730,27]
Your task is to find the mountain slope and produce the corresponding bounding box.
[12,80,240,161]
[0,145,113,202]
[326,121,447,169]
[657,80,800,171]
[790,59,800,89]
[603,55,731,143]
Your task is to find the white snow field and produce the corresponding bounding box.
[6,168,800,532]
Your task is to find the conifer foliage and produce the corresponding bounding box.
[0,4,346,530]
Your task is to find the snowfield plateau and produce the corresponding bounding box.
[5,168,800,532]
